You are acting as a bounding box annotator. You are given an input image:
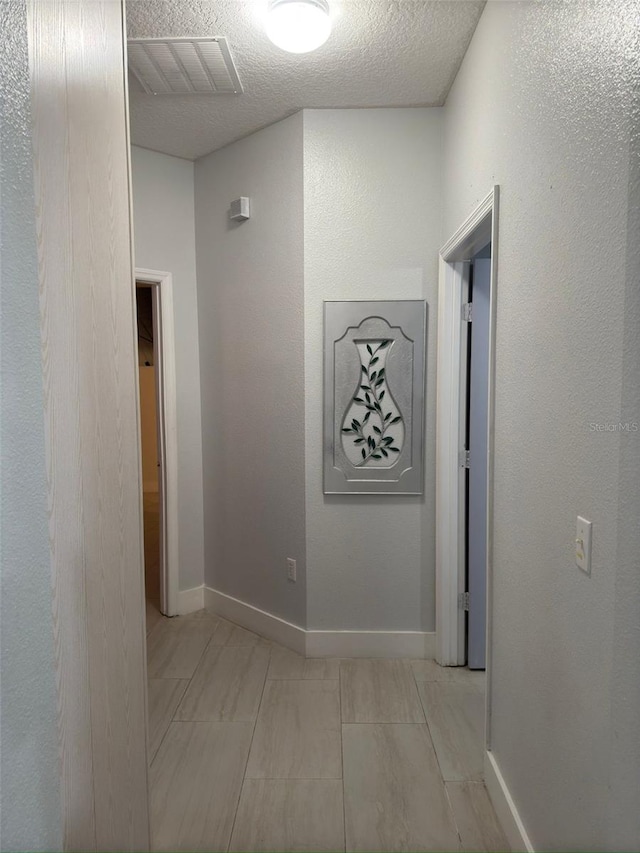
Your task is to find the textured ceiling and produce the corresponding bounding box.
[127,0,486,160]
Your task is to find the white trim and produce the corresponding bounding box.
[436,188,499,756]
[136,268,179,617]
[484,751,534,853]
[177,585,205,615]
[435,258,469,666]
[435,188,499,681]
[484,194,500,748]
[441,190,494,261]
[203,587,435,659]
[306,630,435,659]
[204,587,307,655]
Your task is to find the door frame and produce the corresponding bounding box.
[136,268,179,617]
[435,185,499,733]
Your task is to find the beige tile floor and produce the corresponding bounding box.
[145,604,510,853]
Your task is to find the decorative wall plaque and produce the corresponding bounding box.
[324,300,427,494]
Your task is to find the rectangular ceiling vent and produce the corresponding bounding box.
[128,38,243,95]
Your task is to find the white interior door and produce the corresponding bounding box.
[467,244,491,669]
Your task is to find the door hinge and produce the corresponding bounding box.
[459,449,470,469]
[458,591,470,611]
[462,302,473,322]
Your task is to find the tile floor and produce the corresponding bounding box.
[145,603,510,853]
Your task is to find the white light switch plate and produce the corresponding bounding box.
[575,516,592,575]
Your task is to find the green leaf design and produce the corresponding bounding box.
[370,371,377,383]
[379,340,391,349]
[383,436,394,444]
[390,415,402,424]
[379,368,386,378]
[371,453,382,459]
[380,448,388,458]
[373,426,381,435]
[361,365,368,375]
[342,428,353,433]
[354,438,365,445]
[379,390,385,400]
[363,411,371,423]
[352,419,360,428]
[376,378,384,388]
[360,385,370,391]
[368,436,375,449]
[367,344,372,355]
[365,392,371,405]
[374,402,382,412]
[389,447,400,453]
[370,357,379,366]
[361,448,366,459]
[353,396,364,404]
[384,412,392,421]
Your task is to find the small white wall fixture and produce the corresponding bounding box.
[435,187,499,729]
[136,268,180,617]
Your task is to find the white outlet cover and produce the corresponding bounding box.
[287,558,296,582]
[575,516,592,575]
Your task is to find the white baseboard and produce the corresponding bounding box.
[306,629,435,659]
[203,586,434,659]
[484,751,534,853]
[177,585,204,615]
[204,587,306,655]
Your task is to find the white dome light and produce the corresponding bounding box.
[265,0,332,54]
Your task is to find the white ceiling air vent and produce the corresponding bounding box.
[128,38,243,95]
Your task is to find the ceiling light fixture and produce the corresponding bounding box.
[265,0,331,54]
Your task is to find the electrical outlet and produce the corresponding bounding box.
[286,558,297,582]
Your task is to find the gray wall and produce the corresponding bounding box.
[0,1,62,849]
[195,113,307,627]
[194,108,443,632]
[443,1,640,848]
[131,146,205,593]
[303,108,442,630]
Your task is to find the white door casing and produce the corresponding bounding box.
[435,187,499,745]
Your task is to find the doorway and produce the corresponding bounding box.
[465,241,491,670]
[435,187,498,743]
[136,283,163,617]
[135,269,180,618]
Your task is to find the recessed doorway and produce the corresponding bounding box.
[136,284,162,618]
[135,270,180,618]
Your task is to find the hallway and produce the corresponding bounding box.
[145,606,508,852]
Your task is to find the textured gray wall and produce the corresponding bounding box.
[303,108,443,631]
[443,1,640,848]
[0,1,62,849]
[195,113,307,627]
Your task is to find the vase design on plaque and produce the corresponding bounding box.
[340,339,405,467]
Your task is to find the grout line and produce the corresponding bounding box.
[413,664,467,849]
[266,677,338,682]
[147,622,217,772]
[339,663,347,852]
[443,778,464,849]
[225,639,273,852]
[340,720,431,725]
[238,775,344,781]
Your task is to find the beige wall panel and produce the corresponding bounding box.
[28,1,150,850]
[139,367,159,492]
